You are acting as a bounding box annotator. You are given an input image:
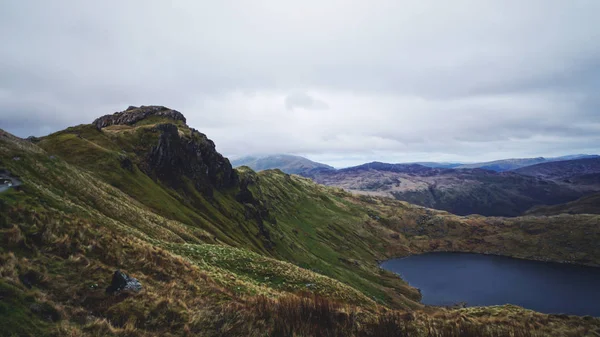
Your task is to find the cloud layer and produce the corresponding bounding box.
[1,1,599,167]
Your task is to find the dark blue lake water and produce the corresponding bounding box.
[381,252,600,316]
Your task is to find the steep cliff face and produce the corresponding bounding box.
[144,123,237,194]
[93,105,186,128]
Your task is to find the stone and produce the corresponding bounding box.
[92,105,187,129]
[105,270,142,294]
[0,170,22,192]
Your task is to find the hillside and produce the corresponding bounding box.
[231,154,334,175]
[305,162,591,216]
[514,157,600,181]
[525,192,600,216]
[457,157,547,171]
[456,155,598,172]
[1,106,600,336]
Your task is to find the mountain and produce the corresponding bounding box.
[231,154,334,174]
[1,106,599,336]
[457,157,548,171]
[525,192,600,216]
[411,162,463,169]
[513,157,600,181]
[304,161,595,216]
[455,154,599,172]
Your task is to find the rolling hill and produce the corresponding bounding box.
[304,161,596,216]
[513,157,600,181]
[1,106,599,336]
[456,155,598,172]
[525,192,600,216]
[231,154,334,175]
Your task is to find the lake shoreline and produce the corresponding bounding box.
[379,248,600,268]
[380,252,600,317]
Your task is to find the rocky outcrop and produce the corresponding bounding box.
[105,270,142,294]
[0,169,22,193]
[144,124,237,193]
[236,171,276,249]
[93,105,186,129]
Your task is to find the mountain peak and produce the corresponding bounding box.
[231,154,334,174]
[93,105,186,129]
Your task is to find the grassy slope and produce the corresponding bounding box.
[33,122,417,307]
[1,121,600,336]
[525,192,600,216]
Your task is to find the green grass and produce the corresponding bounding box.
[0,280,55,337]
[167,243,375,305]
[1,120,600,336]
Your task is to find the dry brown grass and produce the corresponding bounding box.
[210,293,578,337]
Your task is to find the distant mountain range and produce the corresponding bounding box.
[513,157,600,180]
[304,160,600,217]
[230,154,600,217]
[234,154,599,174]
[452,154,599,172]
[231,154,334,175]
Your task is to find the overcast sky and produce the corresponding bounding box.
[1,1,599,167]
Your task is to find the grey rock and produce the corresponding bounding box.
[105,270,142,294]
[0,169,22,193]
[143,123,237,192]
[93,105,186,129]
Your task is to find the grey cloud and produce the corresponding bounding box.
[0,0,599,165]
[285,92,329,111]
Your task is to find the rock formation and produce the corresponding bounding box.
[143,124,238,193]
[93,105,186,129]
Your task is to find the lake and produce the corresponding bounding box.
[381,252,600,316]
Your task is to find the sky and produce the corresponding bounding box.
[1,1,599,168]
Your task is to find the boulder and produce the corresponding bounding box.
[105,270,142,294]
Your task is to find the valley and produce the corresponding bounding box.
[304,161,600,217]
[1,106,599,336]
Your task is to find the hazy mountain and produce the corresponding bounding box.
[455,154,598,172]
[513,157,600,181]
[304,161,597,216]
[231,154,334,174]
[403,162,463,169]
